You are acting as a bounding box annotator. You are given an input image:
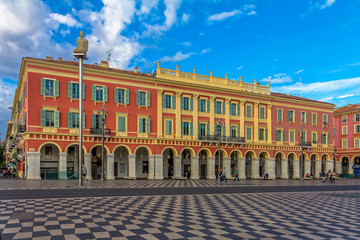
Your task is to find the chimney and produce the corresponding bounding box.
[46,56,53,60]
[58,57,63,61]
[134,66,139,73]
[100,61,109,68]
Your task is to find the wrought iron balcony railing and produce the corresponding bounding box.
[90,128,111,136]
[198,135,245,143]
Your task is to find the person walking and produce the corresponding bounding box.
[81,163,88,184]
[222,167,227,183]
[331,170,336,184]
[233,167,239,182]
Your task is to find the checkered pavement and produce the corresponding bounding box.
[2,191,360,239]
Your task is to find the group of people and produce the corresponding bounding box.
[322,169,336,183]
[1,168,16,178]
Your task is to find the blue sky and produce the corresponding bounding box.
[1,0,360,140]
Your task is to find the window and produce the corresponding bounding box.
[231,126,237,138]
[71,82,79,99]
[68,112,85,129]
[181,121,193,136]
[260,106,265,119]
[215,101,222,114]
[342,139,347,149]
[118,116,126,132]
[92,114,101,129]
[354,114,360,123]
[139,118,150,133]
[301,112,308,124]
[312,113,317,125]
[312,132,317,143]
[259,128,265,141]
[199,99,207,112]
[230,103,237,116]
[164,95,172,109]
[41,110,59,127]
[199,123,206,136]
[137,91,150,106]
[115,88,129,104]
[277,109,283,121]
[246,105,252,118]
[322,133,329,145]
[342,115,347,124]
[181,96,192,111]
[288,110,294,122]
[342,126,348,135]
[355,125,360,134]
[92,85,108,102]
[41,79,59,97]
[246,127,252,140]
[45,146,52,156]
[276,130,282,142]
[165,120,172,135]
[290,130,295,143]
[333,127,336,136]
[323,114,328,125]
[355,139,359,149]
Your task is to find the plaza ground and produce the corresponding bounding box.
[1,179,360,239]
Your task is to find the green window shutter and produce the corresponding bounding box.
[115,88,119,103]
[356,139,359,148]
[214,101,217,113]
[246,128,251,140]
[198,123,201,136]
[237,126,240,137]
[136,91,140,105]
[181,97,184,110]
[190,98,193,111]
[222,102,225,114]
[82,113,85,129]
[172,95,175,109]
[54,80,59,97]
[82,84,85,99]
[190,122,193,136]
[146,92,150,106]
[288,111,291,122]
[237,104,240,116]
[166,121,170,135]
[146,118,150,133]
[118,116,125,132]
[198,100,201,111]
[92,85,96,101]
[92,114,96,128]
[104,87,108,102]
[313,114,316,125]
[125,89,129,104]
[41,78,45,95]
[282,130,285,142]
[181,122,184,135]
[207,100,210,112]
[68,112,73,128]
[222,125,225,137]
[327,133,329,144]
[54,111,59,127]
[306,112,308,124]
[138,118,142,132]
[354,114,356,123]
[162,94,166,108]
[207,124,210,136]
[68,82,73,98]
[265,129,268,140]
[41,109,46,126]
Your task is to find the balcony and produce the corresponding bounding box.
[18,125,26,133]
[199,135,245,144]
[302,141,312,148]
[90,128,111,136]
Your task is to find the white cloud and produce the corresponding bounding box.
[348,62,360,67]
[319,97,334,102]
[261,73,293,84]
[182,13,190,23]
[201,48,211,54]
[336,94,355,99]
[237,66,244,70]
[208,9,242,21]
[247,10,256,16]
[320,0,336,9]
[160,51,193,62]
[0,79,17,138]
[48,13,82,28]
[139,0,159,15]
[295,69,304,74]
[182,42,191,47]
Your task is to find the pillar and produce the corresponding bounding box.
[84,153,92,180]
[251,158,260,179]
[325,160,333,172]
[349,161,354,174]
[315,159,321,179]
[148,155,155,180]
[128,154,136,179]
[106,153,115,180]
[207,156,215,179]
[155,155,164,179]
[238,157,246,179]
[190,156,200,179]
[281,159,288,179]
[265,158,275,179]
[26,152,41,180]
[223,157,231,179]
[58,152,67,180]
[173,156,182,179]
[304,159,310,176]
[335,161,342,174]
[293,159,300,179]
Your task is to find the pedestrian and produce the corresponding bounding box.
[222,167,227,183]
[264,173,269,180]
[331,170,336,184]
[233,167,240,182]
[219,168,223,182]
[8,169,11,178]
[81,163,88,184]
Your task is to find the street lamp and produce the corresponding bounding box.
[333,147,336,172]
[97,105,107,181]
[298,127,304,181]
[216,118,223,181]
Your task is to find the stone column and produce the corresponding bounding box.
[265,158,275,179]
[106,153,115,180]
[58,152,67,180]
[173,156,182,179]
[349,161,354,174]
[251,158,260,179]
[281,159,288,179]
[325,160,333,172]
[223,157,231,179]
[155,155,164,179]
[84,153,92,180]
[293,159,300,179]
[26,152,41,180]
[238,157,246,179]
[128,154,136,179]
[207,156,216,179]
[335,161,342,174]
[304,159,310,176]
[190,156,200,179]
[148,155,155,180]
[315,159,321,179]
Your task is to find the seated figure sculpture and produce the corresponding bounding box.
[73,31,88,55]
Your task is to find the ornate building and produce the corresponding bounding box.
[334,104,360,176]
[5,57,335,180]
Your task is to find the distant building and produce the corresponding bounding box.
[334,104,360,176]
[5,57,335,180]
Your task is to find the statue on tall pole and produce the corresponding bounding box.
[73,31,88,55]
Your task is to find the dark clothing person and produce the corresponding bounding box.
[234,168,240,182]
